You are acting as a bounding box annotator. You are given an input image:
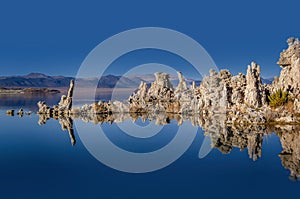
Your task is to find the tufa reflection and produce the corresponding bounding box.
[37,110,300,181]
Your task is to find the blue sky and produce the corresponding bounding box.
[0,0,299,78]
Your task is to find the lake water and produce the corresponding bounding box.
[0,94,299,199]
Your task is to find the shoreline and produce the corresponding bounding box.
[0,87,61,94]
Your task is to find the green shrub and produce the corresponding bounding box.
[268,89,289,108]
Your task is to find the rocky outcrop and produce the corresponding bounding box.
[128,72,188,114]
[58,79,74,110]
[37,80,74,116]
[196,69,228,112]
[128,81,148,113]
[175,71,187,92]
[273,37,300,112]
[194,66,267,124]
[276,37,300,93]
[37,37,300,125]
[228,72,247,106]
[6,109,14,116]
[244,62,263,107]
[146,72,174,102]
[195,65,265,111]
[70,61,281,125]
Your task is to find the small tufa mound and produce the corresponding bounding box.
[17,108,24,117]
[6,109,14,116]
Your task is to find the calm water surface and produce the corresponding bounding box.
[0,95,299,199]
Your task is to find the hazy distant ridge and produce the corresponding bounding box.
[0,73,145,88]
[0,72,272,88]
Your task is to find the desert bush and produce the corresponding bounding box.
[268,89,289,108]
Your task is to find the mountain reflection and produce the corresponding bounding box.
[37,112,300,180]
[0,93,62,111]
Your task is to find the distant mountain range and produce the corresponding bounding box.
[0,73,73,88]
[0,73,144,88]
[261,77,274,84]
[0,72,272,88]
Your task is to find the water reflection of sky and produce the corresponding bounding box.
[0,107,299,198]
[102,120,178,153]
[0,93,62,111]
